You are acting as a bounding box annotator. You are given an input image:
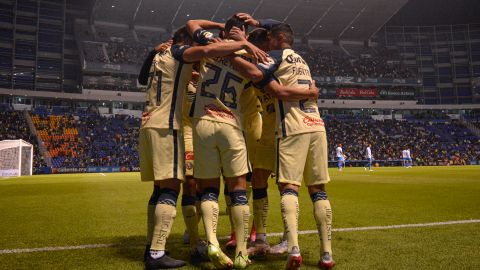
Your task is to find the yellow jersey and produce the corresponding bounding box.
[252,85,276,140]
[191,49,254,129]
[257,48,324,138]
[142,44,193,130]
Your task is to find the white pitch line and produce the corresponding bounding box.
[0,243,118,255]
[1,219,479,255]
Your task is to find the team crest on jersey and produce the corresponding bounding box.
[186,161,193,170]
[184,151,194,161]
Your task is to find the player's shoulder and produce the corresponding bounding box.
[256,49,284,75]
[170,44,192,62]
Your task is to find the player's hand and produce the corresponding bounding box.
[236,13,260,27]
[309,80,319,100]
[229,26,247,41]
[154,40,172,52]
[246,43,269,64]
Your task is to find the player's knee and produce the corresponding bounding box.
[157,188,180,206]
[278,183,298,194]
[230,190,248,206]
[200,187,220,202]
[252,187,268,200]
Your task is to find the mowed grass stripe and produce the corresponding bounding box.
[2,219,479,255]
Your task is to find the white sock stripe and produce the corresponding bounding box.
[1,219,479,255]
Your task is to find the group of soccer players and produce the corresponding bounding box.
[138,13,334,270]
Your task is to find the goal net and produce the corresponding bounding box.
[0,140,33,177]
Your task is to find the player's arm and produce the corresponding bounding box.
[236,13,281,30]
[186,20,225,45]
[179,41,266,63]
[138,40,172,85]
[265,80,319,101]
[230,55,265,82]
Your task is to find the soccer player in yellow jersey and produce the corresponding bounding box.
[138,24,268,269]
[230,22,335,270]
[186,15,268,269]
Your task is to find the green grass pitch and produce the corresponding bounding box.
[1,166,479,269]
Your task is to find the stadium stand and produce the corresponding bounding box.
[77,114,139,168]
[299,47,416,79]
[325,116,480,166]
[31,114,84,168]
[0,107,47,172]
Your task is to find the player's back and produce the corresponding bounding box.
[143,45,193,130]
[192,49,253,129]
[259,48,324,137]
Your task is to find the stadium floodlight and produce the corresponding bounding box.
[0,139,33,177]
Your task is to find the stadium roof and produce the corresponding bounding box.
[92,0,409,40]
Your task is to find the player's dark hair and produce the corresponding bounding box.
[172,26,192,45]
[225,14,249,33]
[248,28,268,46]
[270,23,294,45]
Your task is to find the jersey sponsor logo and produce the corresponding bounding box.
[204,104,235,119]
[184,151,194,161]
[303,116,324,126]
[285,54,307,65]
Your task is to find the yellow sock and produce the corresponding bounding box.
[146,204,155,245]
[146,186,160,245]
[253,197,268,236]
[281,190,299,252]
[151,204,177,251]
[232,204,250,255]
[230,190,250,256]
[313,198,333,255]
[201,200,220,247]
[182,204,199,248]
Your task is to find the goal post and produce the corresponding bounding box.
[0,139,33,177]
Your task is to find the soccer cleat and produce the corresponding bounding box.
[190,241,209,265]
[183,230,190,244]
[247,239,270,257]
[233,251,251,269]
[269,238,288,255]
[208,243,233,269]
[145,254,186,270]
[318,252,335,270]
[285,246,302,270]
[249,224,257,243]
[225,232,237,250]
